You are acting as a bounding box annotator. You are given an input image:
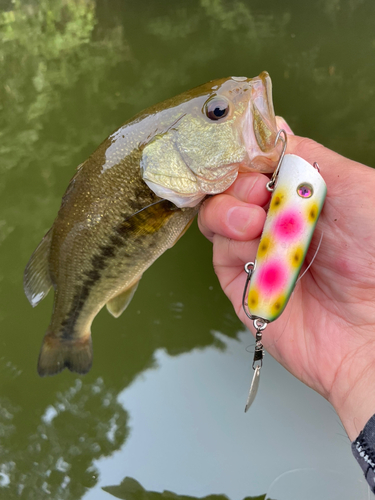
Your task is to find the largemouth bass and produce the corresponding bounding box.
[24,72,280,376]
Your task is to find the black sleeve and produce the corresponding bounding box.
[352,413,375,493]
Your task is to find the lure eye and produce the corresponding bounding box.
[205,97,230,121]
[297,183,313,198]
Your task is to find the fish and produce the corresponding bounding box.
[24,72,280,377]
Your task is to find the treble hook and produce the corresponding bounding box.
[266,129,288,192]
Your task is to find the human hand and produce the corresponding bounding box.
[198,118,375,440]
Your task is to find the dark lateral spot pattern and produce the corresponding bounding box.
[60,199,178,339]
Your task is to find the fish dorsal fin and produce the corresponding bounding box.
[24,229,53,307]
[106,280,140,318]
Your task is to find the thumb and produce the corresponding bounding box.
[276,115,294,135]
[275,117,366,192]
[276,115,333,175]
[276,115,335,166]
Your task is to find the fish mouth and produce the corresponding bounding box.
[241,72,281,173]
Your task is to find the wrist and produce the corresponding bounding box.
[329,354,375,441]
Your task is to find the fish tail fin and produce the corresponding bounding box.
[37,332,93,377]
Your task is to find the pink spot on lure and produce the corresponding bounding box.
[257,260,287,295]
[274,209,304,241]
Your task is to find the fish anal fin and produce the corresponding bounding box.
[106,280,140,318]
[38,332,93,377]
[24,229,53,307]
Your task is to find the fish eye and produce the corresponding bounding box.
[204,97,230,121]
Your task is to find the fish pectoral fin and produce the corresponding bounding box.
[106,280,140,318]
[24,229,53,307]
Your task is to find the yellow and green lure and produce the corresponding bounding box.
[242,135,327,411]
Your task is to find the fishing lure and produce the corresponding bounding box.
[242,130,327,411]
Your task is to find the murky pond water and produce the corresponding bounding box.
[1,0,375,498]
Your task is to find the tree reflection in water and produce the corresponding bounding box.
[102,477,267,500]
[0,378,128,498]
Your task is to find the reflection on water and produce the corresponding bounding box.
[103,477,266,500]
[82,334,365,499]
[0,377,128,498]
[1,0,375,498]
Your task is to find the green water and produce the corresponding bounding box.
[0,0,374,498]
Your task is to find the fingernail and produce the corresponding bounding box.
[227,206,252,234]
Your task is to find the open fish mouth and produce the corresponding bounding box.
[240,71,281,173]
